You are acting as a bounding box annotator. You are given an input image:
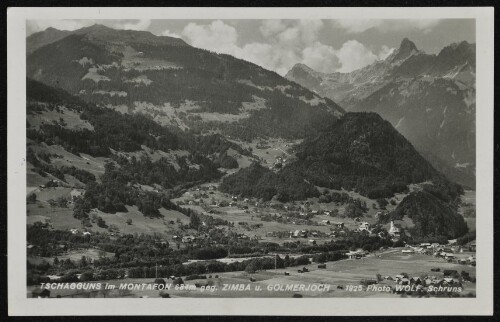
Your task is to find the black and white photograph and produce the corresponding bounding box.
[7,6,494,316]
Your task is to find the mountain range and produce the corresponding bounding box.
[25,25,469,238]
[27,24,343,142]
[286,38,476,188]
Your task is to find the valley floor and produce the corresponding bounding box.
[28,248,476,298]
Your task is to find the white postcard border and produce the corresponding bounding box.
[7,6,494,316]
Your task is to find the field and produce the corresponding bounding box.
[28,248,476,298]
[28,248,115,265]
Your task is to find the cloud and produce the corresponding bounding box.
[182,20,240,54]
[302,42,340,73]
[259,20,287,37]
[336,40,379,73]
[181,20,333,75]
[334,19,441,33]
[377,45,395,60]
[180,19,394,75]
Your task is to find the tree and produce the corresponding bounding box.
[377,198,389,209]
[27,193,37,204]
[154,278,167,288]
[190,213,201,229]
[344,203,364,219]
[97,216,107,228]
[173,277,184,286]
[79,256,88,268]
[245,262,258,274]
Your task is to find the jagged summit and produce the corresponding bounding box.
[386,38,420,63]
[437,41,475,58]
[399,37,418,52]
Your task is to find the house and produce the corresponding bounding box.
[321,220,330,225]
[291,230,300,238]
[469,242,476,252]
[359,222,370,231]
[333,222,344,229]
[395,274,405,281]
[443,277,454,285]
[346,250,364,259]
[32,288,51,298]
[389,220,401,237]
[82,231,91,236]
[443,253,455,259]
[70,228,78,235]
[70,189,84,200]
[410,277,422,285]
[401,249,414,253]
[399,278,410,285]
[46,275,63,281]
[181,236,195,243]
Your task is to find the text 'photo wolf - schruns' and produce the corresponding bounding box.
[25,18,477,299]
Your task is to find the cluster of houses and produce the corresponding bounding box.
[390,274,463,289]
[401,242,476,266]
[269,156,287,170]
[346,249,369,259]
[69,228,91,236]
[174,234,203,244]
[38,179,63,189]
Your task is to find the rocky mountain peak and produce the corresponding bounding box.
[386,38,420,64]
[399,37,418,52]
[289,63,317,74]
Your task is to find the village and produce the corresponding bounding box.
[26,158,477,300]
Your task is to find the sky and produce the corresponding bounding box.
[26,19,475,75]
